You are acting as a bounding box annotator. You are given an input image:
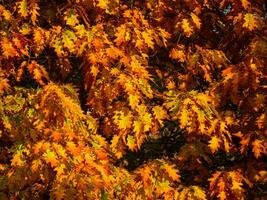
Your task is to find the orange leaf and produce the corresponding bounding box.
[115,25,127,46]
[191,13,201,29]
[43,149,59,167]
[142,30,155,49]
[240,0,251,9]
[181,19,193,37]
[209,136,221,153]
[252,139,266,159]
[1,37,18,58]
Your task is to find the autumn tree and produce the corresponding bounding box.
[0,0,266,199]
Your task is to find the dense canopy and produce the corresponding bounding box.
[0,0,266,199]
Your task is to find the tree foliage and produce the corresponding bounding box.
[0,0,266,199]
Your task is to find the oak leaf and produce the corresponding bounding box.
[0,6,12,20]
[90,65,99,78]
[18,0,28,18]
[115,25,127,46]
[65,12,79,27]
[162,163,180,181]
[0,78,10,94]
[138,165,151,185]
[29,0,39,24]
[97,0,108,9]
[152,106,168,126]
[181,19,193,37]
[128,94,140,109]
[43,149,59,167]
[126,135,135,151]
[169,48,186,62]
[191,186,207,200]
[240,0,251,9]
[209,136,221,153]
[11,153,25,167]
[243,14,258,31]
[191,13,201,29]
[142,30,155,49]
[252,139,266,159]
[113,111,133,130]
[1,37,18,58]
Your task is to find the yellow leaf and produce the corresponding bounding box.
[133,120,143,134]
[115,24,127,46]
[11,153,25,167]
[140,112,152,132]
[191,186,207,200]
[231,179,243,191]
[158,180,172,193]
[0,6,12,21]
[209,136,221,153]
[27,61,49,85]
[228,171,245,193]
[152,106,168,126]
[126,135,135,151]
[65,12,79,27]
[2,115,11,130]
[75,24,87,38]
[53,37,64,57]
[97,0,108,9]
[179,109,189,128]
[129,94,140,109]
[181,19,193,37]
[142,30,155,49]
[162,163,180,181]
[18,0,28,18]
[55,164,66,176]
[67,141,81,156]
[111,135,120,149]
[243,13,258,31]
[53,144,68,160]
[111,135,123,159]
[43,149,58,167]
[125,31,131,41]
[191,13,201,29]
[218,191,226,200]
[20,23,32,35]
[113,111,132,130]
[62,30,77,52]
[130,56,150,79]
